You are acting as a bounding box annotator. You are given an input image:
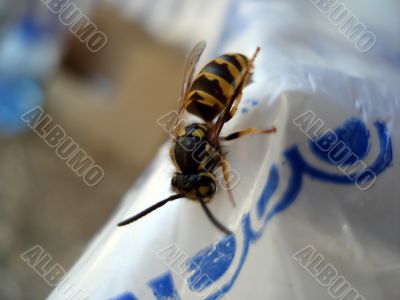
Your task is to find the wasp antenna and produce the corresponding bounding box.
[199,198,233,235]
[118,194,184,226]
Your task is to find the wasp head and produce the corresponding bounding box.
[171,172,216,201]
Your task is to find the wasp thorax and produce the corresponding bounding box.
[172,123,221,175]
[171,172,216,200]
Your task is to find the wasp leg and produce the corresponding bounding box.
[222,127,276,141]
[225,47,260,122]
[220,154,236,207]
[199,197,232,235]
[225,89,243,122]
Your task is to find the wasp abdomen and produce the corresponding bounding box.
[187,53,249,122]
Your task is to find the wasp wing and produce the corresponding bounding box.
[173,41,207,136]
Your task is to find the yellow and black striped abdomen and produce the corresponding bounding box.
[186,53,249,122]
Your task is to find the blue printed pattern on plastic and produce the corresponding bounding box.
[113,117,392,299]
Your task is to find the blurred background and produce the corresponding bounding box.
[0,0,207,299]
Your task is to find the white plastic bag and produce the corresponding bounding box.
[48,1,400,299]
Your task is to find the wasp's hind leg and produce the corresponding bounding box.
[225,47,260,123]
[224,89,243,122]
[222,127,276,141]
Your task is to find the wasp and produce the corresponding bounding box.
[118,41,276,234]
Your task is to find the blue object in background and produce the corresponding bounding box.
[0,77,43,135]
[0,1,63,136]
